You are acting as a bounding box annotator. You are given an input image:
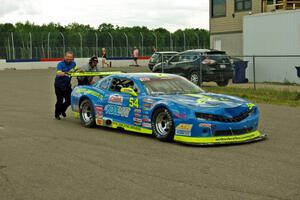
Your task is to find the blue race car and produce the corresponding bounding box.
[70,73,266,145]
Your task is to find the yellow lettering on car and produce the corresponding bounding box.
[129,98,139,108]
[246,103,255,110]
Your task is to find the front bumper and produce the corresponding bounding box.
[174,130,267,145]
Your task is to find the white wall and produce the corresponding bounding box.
[0,58,150,71]
[210,32,243,56]
[243,10,300,84]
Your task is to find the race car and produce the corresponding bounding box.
[70,73,266,145]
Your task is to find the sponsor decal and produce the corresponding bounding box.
[174,112,186,119]
[96,111,103,118]
[142,117,151,122]
[143,103,152,107]
[104,105,131,118]
[175,124,193,136]
[96,119,104,126]
[134,121,142,126]
[142,122,152,128]
[143,98,155,104]
[144,111,150,115]
[108,94,123,105]
[95,106,103,112]
[76,88,103,99]
[113,122,143,131]
[134,118,142,123]
[199,123,212,128]
[143,106,151,111]
[140,77,151,82]
[134,109,142,113]
[134,113,141,118]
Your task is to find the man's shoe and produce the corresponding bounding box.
[61,112,67,118]
[55,115,61,120]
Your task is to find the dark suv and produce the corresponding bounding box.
[152,49,234,86]
[148,51,178,71]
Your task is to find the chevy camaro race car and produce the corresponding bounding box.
[70,72,266,145]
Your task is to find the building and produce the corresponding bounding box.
[209,0,300,55]
[243,9,300,84]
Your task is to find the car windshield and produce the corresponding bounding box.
[141,76,204,95]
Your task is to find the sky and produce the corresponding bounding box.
[0,0,209,31]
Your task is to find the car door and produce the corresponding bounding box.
[103,77,142,126]
[166,52,194,76]
[161,53,180,73]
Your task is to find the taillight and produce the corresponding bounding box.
[202,58,216,65]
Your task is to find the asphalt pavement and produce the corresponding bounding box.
[0,68,299,200]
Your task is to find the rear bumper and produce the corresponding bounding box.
[203,71,234,81]
[174,130,267,145]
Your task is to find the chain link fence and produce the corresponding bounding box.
[0,31,209,60]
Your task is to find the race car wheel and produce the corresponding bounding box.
[189,71,200,85]
[152,108,175,142]
[80,99,96,128]
[216,79,229,87]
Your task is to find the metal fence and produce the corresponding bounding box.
[0,31,209,60]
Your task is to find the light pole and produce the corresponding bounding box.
[108,32,114,57]
[78,33,83,58]
[11,32,15,60]
[95,32,98,56]
[123,33,129,57]
[183,31,186,50]
[194,32,200,48]
[139,32,144,56]
[152,32,158,50]
[47,32,51,59]
[29,32,32,59]
[60,32,65,56]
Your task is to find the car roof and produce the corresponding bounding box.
[155,51,178,54]
[183,49,226,54]
[112,73,178,80]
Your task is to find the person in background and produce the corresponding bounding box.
[77,56,100,85]
[54,51,79,120]
[133,47,139,66]
[152,46,157,53]
[101,48,110,67]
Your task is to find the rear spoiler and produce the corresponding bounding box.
[69,71,123,77]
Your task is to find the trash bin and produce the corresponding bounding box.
[233,60,249,83]
[295,66,300,78]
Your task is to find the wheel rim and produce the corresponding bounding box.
[155,111,171,136]
[190,73,199,84]
[81,103,93,124]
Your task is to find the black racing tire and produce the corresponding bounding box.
[189,71,201,85]
[216,79,229,87]
[79,99,96,128]
[151,108,175,142]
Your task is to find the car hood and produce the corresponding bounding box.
[159,92,252,117]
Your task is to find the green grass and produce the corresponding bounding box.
[203,86,300,107]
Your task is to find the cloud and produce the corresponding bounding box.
[0,0,208,31]
[0,0,39,17]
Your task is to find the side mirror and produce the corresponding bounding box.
[120,87,138,97]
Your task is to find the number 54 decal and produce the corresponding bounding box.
[129,98,139,108]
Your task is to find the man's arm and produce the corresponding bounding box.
[56,62,66,76]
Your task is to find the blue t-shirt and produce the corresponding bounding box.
[54,60,77,88]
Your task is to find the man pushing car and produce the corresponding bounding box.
[54,51,79,120]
